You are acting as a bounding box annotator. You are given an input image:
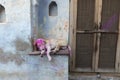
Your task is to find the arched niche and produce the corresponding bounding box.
[0,4,6,23]
[49,1,58,16]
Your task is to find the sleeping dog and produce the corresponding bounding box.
[34,38,67,61]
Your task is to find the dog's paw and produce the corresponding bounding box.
[48,56,52,61]
[40,54,43,57]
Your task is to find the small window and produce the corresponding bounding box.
[0,5,6,23]
[49,1,58,16]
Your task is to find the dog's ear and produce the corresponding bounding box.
[44,40,46,44]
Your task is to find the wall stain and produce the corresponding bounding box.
[0,48,4,54]
[43,16,46,24]
[64,21,68,32]
[0,53,25,65]
[14,38,31,51]
[56,69,64,77]
[38,24,45,38]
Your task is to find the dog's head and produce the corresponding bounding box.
[34,38,46,51]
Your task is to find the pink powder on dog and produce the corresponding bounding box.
[34,38,46,50]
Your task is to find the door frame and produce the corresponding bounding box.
[70,0,120,73]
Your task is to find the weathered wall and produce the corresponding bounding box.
[0,55,68,80]
[37,0,69,45]
[0,0,68,80]
[0,0,31,54]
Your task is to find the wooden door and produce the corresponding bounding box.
[97,0,120,72]
[71,0,120,73]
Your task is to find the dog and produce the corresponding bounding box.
[34,38,67,61]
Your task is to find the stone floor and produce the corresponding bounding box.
[69,74,120,80]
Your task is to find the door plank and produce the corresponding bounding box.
[94,0,102,71]
[116,14,120,72]
[75,0,96,72]
[70,0,78,71]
